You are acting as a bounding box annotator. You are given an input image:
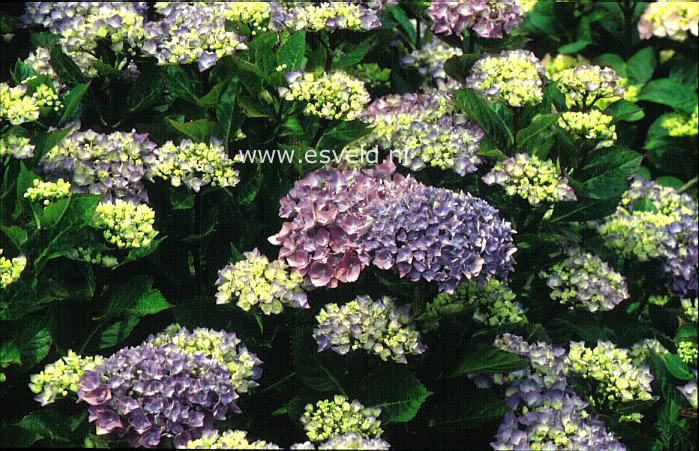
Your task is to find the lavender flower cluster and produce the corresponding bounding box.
[428,0,524,39]
[542,250,630,312]
[554,65,625,110]
[38,127,157,203]
[358,91,484,175]
[77,342,239,448]
[270,160,517,292]
[400,40,462,90]
[313,295,426,363]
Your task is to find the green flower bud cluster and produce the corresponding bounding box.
[147,324,263,394]
[182,430,279,449]
[470,278,528,326]
[542,53,588,79]
[554,65,624,109]
[215,248,308,315]
[314,296,426,364]
[31,83,62,111]
[568,341,654,408]
[280,71,370,120]
[465,50,545,107]
[648,294,670,306]
[221,2,272,35]
[0,250,26,289]
[661,106,698,137]
[598,210,675,261]
[418,291,466,332]
[0,82,40,125]
[678,340,698,366]
[352,63,391,89]
[542,251,629,312]
[24,178,71,205]
[682,298,698,323]
[152,139,240,192]
[301,395,382,443]
[0,134,35,159]
[558,110,617,147]
[630,338,670,366]
[91,200,158,249]
[65,247,119,267]
[28,351,102,406]
[482,153,577,206]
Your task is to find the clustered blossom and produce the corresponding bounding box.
[683,298,698,323]
[558,110,617,147]
[215,248,308,315]
[428,0,524,39]
[77,343,239,448]
[599,180,698,295]
[542,251,629,312]
[494,333,569,380]
[146,325,263,395]
[0,82,40,125]
[0,250,26,289]
[151,139,240,192]
[29,351,102,406]
[22,2,147,76]
[0,134,35,159]
[144,3,248,72]
[31,82,62,111]
[270,1,382,33]
[638,0,699,42]
[65,247,119,267]
[313,295,426,364]
[358,91,484,175]
[482,153,576,206]
[270,160,516,291]
[24,178,71,205]
[629,338,670,366]
[554,65,625,109]
[678,378,698,409]
[280,71,370,121]
[491,374,626,451]
[220,2,273,35]
[39,128,157,203]
[678,340,698,365]
[180,429,279,449]
[542,53,588,78]
[568,341,654,409]
[469,278,527,326]
[91,200,158,249]
[401,40,462,90]
[465,50,545,107]
[301,396,382,443]
[661,106,698,137]
[317,433,391,450]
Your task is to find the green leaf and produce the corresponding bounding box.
[386,6,416,45]
[216,77,241,147]
[168,118,211,142]
[581,149,643,199]
[626,47,656,85]
[164,66,199,103]
[277,31,307,71]
[118,236,166,267]
[558,39,590,54]
[34,127,72,162]
[428,388,508,429]
[336,36,376,69]
[655,176,684,190]
[1,225,28,251]
[13,60,37,84]
[0,324,52,367]
[58,82,90,125]
[49,45,86,85]
[638,79,698,114]
[455,90,514,148]
[443,53,481,82]
[594,53,627,78]
[604,100,645,122]
[41,198,70,228]
[170,190,195,210]
[99,317,140,349]
[235,163,262,206]
[316,121,369,151]
[98,275,169,319]
[365,365,431,424]
[291,327,347,393]
[516,113,559,149]
[197,81,227,108]
[448,344,528,377]
[664,354,694,381]
[12,411,82,446]
[125,64,165,114]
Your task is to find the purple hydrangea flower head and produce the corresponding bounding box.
[662,215,698,296]
[428,0,524,39]
[318,433,391,450]
[77,343,239,448]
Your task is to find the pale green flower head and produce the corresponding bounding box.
[0,250,26,289]
[558,110,617,148]
[91,200,158,249]
[280,71,370,121]
[301,395,383,443]
[29,351,102,406]
[24,178,71,205]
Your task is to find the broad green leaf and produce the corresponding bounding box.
[316,121,369,151]
[119,236,166,267]
[49,46,86,85]
[277,31,307,71]
[428,389,508,429]
[664,354,694,381]
[13,60,37,84]
[448,345,528,377]
[126,292,173,317]
[12,411,82,447]
[655,176,684,190]
[34,127,72,162]
[626,47,656,85]
[41,198,70,228]
[594,53,627,78]
[386,6,416,45]
[125,64,165,114]
[164,66,199,103]
[291,327,347,393]
[168,118,211,142]
[0,324,52,367]
[99,317,140,349]
[235,163,262,206]
[516,113,559,149]
[604,100,645,122]
[59,82,90,125]
[1,225,28,251]
[581,149,643,199]
[216,77,242,147]
[365,365,432,424]
[443,53,480,82]
[197,81,227,108]
[558,39,590,54]
[336,36,376,69]
[638,79,698,114]
[170,189,195,210]
[455,90,514,148]
[98,275,168,319]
